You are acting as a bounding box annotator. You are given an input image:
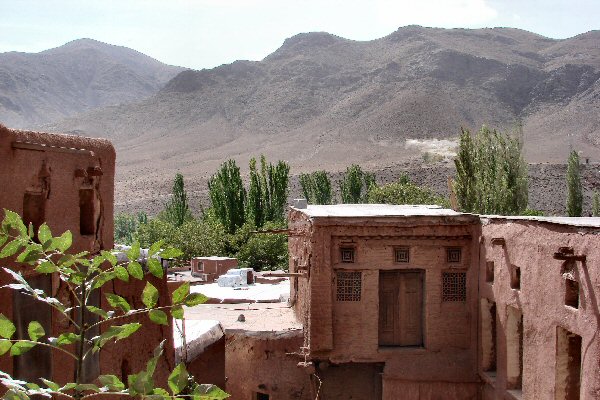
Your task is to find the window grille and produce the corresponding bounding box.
[395,247,410,263]
[447,248,462,263]
[336,271,361,301]
[340,247,355,263]
[442,271,467,302]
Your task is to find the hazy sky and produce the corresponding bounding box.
[1,0,598,70]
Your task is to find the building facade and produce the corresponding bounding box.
[288,204,600,400]
[0,125,174,388]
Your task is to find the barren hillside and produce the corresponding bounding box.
[0,39,185,127]
[6,27,600,213]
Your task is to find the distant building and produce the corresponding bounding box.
[0,125,174,387]
[191,256,238,282]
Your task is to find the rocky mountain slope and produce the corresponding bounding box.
[6,27,600,213]
[0,38,184,127]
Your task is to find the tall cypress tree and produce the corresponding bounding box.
[566,150,583,217]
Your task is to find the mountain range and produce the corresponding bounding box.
[1,26,600,213]
[0,38,184,127]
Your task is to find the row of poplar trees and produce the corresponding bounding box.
[208,156,290,233]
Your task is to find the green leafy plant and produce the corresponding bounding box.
[0,209,228,400]
[299,171,333,205]
[339,164,376,204]
[367,174,450,207]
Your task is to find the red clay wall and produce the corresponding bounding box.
[186,337,226,389]
[224,332,312,400]
[480,219,600,399]
[0,126,174,391]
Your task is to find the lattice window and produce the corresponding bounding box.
[442,272,467,302]
[336,271,361,301]
[447,247,462,263]
[395,247,410,263]
[340,247,355,263]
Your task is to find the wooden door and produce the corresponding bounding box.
[379,270,423,346]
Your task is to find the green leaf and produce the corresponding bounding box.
[159,247,182,259]
[37,224,52,246]
[40,379,60,392]
[0,339,11,355]
[86,306,109,319]
[148,310,168,325]
[16,244,43,264]
[54,231,72,252]
[172,282,190,305]
[193,384,230,399]
[55,333,80,346]
[60,383,77,392]
[146,339,165,376]
[184,293,208,307]
[126,241,141,261]
[75,384,100,393]
[171,305,184,320]
[128,370,154,396]
[10,341,36,355]
[27,321,45,341]
[142,282,159,308]
[0,314,16,339]
[98,375,125,391]
[92,271,116,290]
[101,250,118,266]
[114,266,129,282]
[91,254,106,269]
[152,388,170,398]
[0,239,22,259]
[148,240,163,257]
[127,261,143,280]
[25,383,40,391]
[27,223,34,239]
[4,210,27,237]
[35,261,58,274]
[167,363,189,395]
[0,233,8,248]
[106,293,131,313]
[147,257,163,278]
[94,323,141,351]
[3,389,30,400]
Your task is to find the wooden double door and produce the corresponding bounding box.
[378,270,424,346]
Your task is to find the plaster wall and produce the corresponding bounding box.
[479,219,600,399]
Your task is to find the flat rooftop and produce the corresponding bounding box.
[483,215,600,228]
[293,204,467,218]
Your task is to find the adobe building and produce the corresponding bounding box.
[0,125,174,388]
[190,256,238,282]
[479,216,600,400]
[288,204,482,399]
[286,204,600,399]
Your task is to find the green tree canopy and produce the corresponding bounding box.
[164,173,192,227]
[453,126,528,215]
[367,174,450,207]
[208,160,246,234]
[340,164,376,204]
[300,170,333,205]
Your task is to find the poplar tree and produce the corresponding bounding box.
[208,160,246,233]
[300,170,333,205]
[164,173,191,227]
[340,164,376,203]
[566,150,583,217]
[453,126,528,215]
